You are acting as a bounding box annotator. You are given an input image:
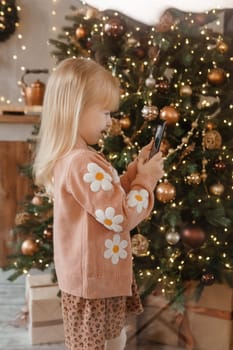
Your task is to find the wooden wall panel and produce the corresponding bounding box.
[0,141,32,266]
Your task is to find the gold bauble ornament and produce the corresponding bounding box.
[155,181,176,203]
[120,116,131,129]
[186,172,201,185]
[21,238,39,256]
[203,130,222,150]
[209,182,225,196]
[141,105,159,121]
[207,68,226,86]
[131,233,149,257]
[109,118,122,136]
[160,106,180,125]
[179,85,193,97]
[166,228,180,245]
[31,195,43,206]
[75,26,87,39]
[217,41,229,54]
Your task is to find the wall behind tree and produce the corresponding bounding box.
[0,0,76,105]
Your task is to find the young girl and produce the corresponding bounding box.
[33,57,164,350]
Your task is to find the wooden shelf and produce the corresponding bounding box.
[0,114,40,124]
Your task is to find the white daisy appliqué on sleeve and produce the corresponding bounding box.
[83,162,113,192]
[95,207,123,232]
[104,234,128,264]
[127,189,149,213]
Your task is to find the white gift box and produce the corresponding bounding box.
[27,273,64,345]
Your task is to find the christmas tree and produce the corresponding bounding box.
[5,2,233,307]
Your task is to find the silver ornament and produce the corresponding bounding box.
[166,228,180,245]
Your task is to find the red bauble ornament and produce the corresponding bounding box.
[181,224,205,249]
[104,17,126,38]
[160,106,180,125]
[21,238,39,256]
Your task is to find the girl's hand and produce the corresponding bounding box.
[138,140,154,162]
[137,150,164,182]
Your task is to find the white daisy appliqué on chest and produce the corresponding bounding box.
[104,234,128,264]
[127,189,149,213]
[83,162,113,192]
[95,207,123,232]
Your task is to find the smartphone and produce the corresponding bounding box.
[149,120,166,158]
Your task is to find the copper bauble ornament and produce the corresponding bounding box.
[186,172,201,185]
[160,139,170,156]
[156,181,176,203]
[179,85,193,97]
[207,68,226,86]
[104,17,126,38]
[217,41,229,54]
[156,10,174,32]
[201,272,215,286]
[160,106,180,125]
[209,182,225,196]
[75,26,87,39]
[166,228,180,245]
[120,116,131,129]
[131,233,149,257]
[141,105,159,121]
[156,77,170,94]
[181,224,205,249]
[21,238,39,256]
[31,195,43,206]
[203,130,222,150]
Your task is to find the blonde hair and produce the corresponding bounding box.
[33,57,120,196]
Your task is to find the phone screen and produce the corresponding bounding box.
[149,121,166,158]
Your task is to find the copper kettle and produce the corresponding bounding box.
[21,69,49,106]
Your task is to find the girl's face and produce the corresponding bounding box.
[78,104,113,145]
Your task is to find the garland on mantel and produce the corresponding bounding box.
[0,0,19,42]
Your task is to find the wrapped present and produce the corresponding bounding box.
[186,283,233,350]
[27,273,64,345]
[137,283,233,350]
[137,293,181,347]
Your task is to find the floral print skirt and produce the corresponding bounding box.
[61,280,143,350]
